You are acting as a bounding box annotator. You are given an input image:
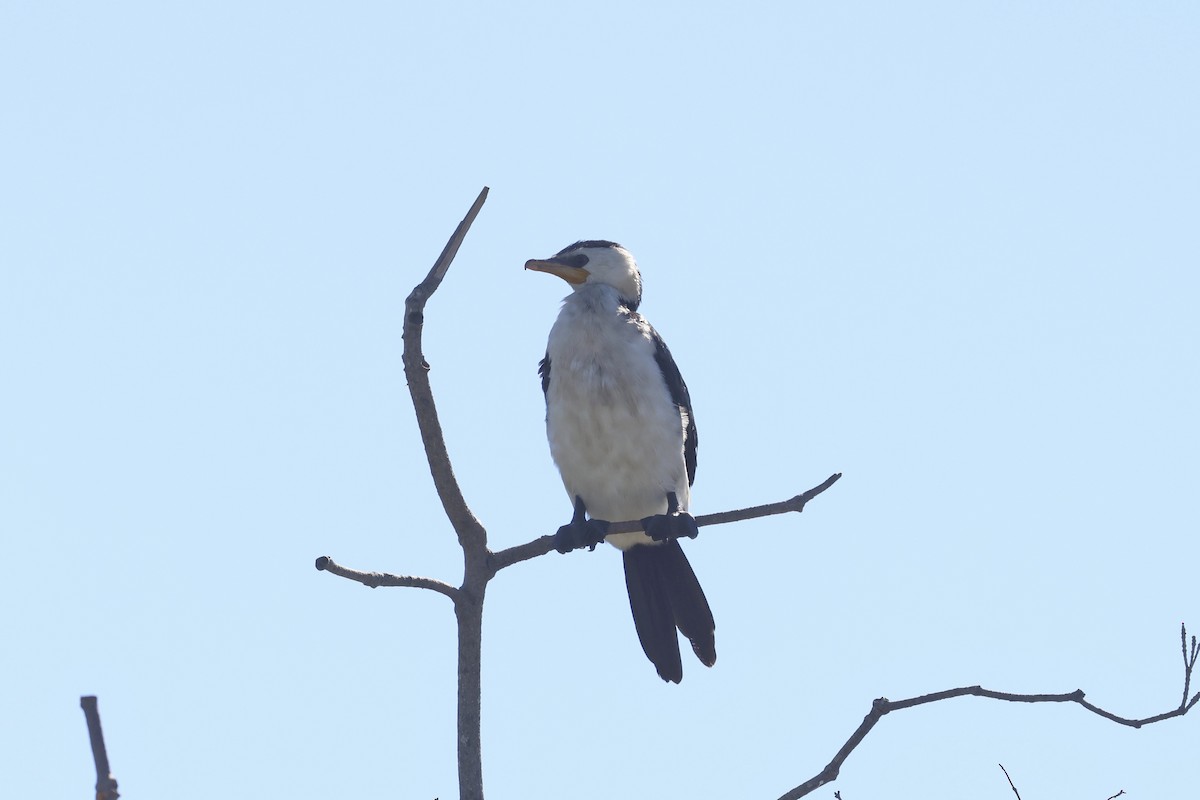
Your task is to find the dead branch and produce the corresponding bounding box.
[316,476,841,586]
[402,186,491,553]
[489,472,842,572]
[80,696,120,800]
[775,624,1200,799]
[396,188,492,800]
[1181,622,1198,708]
[314,556,458,599]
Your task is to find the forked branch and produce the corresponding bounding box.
[315,187,842,800]
[316,476,841,590]
[309,189,1192,800]
[776,623,1200,800]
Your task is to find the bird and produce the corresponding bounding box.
[526,240,716,683]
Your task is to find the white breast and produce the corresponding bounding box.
[545,287,690,550]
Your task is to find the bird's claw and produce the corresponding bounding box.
[554,496,610,553]
[641,510,699,542]
[554,518,610,553]
[640,490,698,542]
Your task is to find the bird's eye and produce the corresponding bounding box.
[557,254,589,268]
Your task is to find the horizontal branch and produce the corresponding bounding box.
[315,555,458,600]
[778,626,1200,800]
[489,472,842,572]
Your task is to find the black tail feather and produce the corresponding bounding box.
[622,540,716,683]
[663,544,717,667]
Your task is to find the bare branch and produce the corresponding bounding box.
[80,696,120,800]
[398,188,495,800]
[315,556,458,600]
[776,625,1199,800]
[1106,790,1127,800]
[1182,622,1199,709]
[402,186,490,551]
[490,472,842,572]
[688,472,842,529]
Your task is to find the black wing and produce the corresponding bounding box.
[538,353,551,397]
[650,329,698,486]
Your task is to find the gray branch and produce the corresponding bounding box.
[314,556,458,599]
[401,186,491,552]
[489,472,842,572]
[316,475,841,590]
[397,188,492,800]
[80,696,120,800]
[776,624,1200,799]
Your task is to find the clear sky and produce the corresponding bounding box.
[2,2,1197,798]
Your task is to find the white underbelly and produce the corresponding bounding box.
[547,370,689,550]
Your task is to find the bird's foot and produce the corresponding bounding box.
[554,495,610,553]
[641,491,699,542]
[642,512,699,542]
[554,518,610,553]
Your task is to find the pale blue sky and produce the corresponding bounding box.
[2,2,1197,798]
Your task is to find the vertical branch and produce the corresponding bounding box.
[400,187,492,800]
[1182,622,1198,709]
[402,186,491,551]
[80,696,120,800]
[456,592,486,800]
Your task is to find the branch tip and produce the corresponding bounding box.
[316,554,458,599]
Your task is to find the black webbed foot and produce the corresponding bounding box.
[641,491,699,542]
[554,495,611,554]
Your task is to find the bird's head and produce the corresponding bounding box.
[525,240,643,310]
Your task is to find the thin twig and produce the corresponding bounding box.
[489,472,842,571]
[1105,790,1126,800]
[1182,622,1198,709]
[689,472,842,528]
[315,556,458,599]
[998,764,1022,800]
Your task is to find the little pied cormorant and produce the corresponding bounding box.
[527,240,716,684]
